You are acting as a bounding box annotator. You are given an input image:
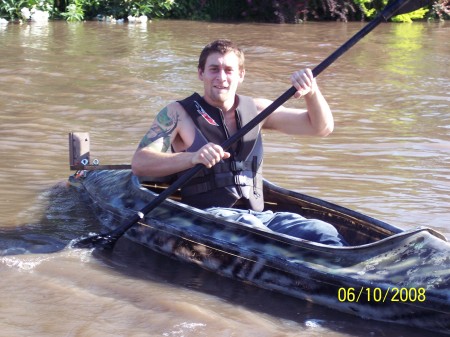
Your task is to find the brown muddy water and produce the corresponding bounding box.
[0,19,449,337]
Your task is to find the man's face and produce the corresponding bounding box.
[198,51,245,108]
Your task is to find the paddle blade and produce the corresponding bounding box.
[384,0,432,19]
[72,234,117,250]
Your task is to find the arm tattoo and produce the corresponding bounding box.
[138,107,179,152]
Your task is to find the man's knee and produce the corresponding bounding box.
[207,207,269,231]
[268,213,347,246]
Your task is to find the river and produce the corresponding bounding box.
[0,19,449,336]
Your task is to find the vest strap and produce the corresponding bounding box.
[182,172,262,196]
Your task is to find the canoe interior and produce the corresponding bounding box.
[140,179,402,247]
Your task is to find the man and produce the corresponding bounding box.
[132,39,347,246]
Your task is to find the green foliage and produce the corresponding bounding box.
[354,0,430,21]
[0,0,57,20]
[61,0,84,21]
[353,0,376,18]
[0,0,446,22]
[388,0,430,22]
[392,7,429,22]
[30,0,57,15]
[0,0,176,21]
[75,0,176,19]
[0,0,29,20]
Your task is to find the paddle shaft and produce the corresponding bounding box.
[74,0,419,249]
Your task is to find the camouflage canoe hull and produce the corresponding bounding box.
[70,169,450,335]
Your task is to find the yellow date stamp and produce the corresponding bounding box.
[337,287,426,303]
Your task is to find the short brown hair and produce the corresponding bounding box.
[198,39,245,72]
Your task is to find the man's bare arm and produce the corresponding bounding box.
[137,106,178,151]
[260,69,333,136]
[132,106,195,177]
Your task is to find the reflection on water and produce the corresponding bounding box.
[0,20,449,337]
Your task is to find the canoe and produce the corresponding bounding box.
[68,168,450,335]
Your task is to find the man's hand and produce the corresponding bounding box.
[192,143,231,168]
[291,68,318,99]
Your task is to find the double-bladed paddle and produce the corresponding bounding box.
[73,0,430,249]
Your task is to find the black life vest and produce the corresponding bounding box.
[177,93,264,211]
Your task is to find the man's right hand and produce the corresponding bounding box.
[192,143,231,168]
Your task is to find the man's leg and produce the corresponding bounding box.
[252,210,348,246]
[207,207,347,246]
[205,207,271,231]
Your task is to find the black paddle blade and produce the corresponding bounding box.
[72,211,144,249]
[72,234,118,250]
[384,0,432,18]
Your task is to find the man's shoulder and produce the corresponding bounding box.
[167,100,184,109]
[166,100,187,115]
[168,93,203,113]
[165,101,195,130]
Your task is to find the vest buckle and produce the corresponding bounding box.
[234,175,247,186]
[231,160,246,172]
